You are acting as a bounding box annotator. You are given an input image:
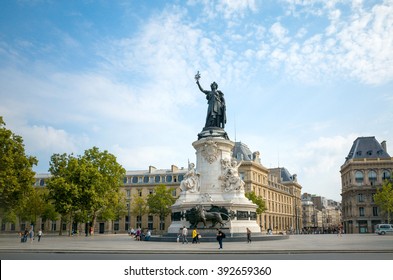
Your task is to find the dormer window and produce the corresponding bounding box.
[356,151,362,156]
[366,150,372,156]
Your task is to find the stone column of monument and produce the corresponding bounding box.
[167,72,260,235]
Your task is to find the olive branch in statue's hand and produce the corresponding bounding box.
[195,71,201,82]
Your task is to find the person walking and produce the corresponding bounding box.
[182,226,188,244]
[144,230,151,241]
[192,228,199,244]
[246,227,252,243]
[29,227,34,243]
[338,223,343,237]
[38,229,43,242]
[216,228,225,249]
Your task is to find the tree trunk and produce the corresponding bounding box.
[59,216,63,236]
[91,212,97,235]
[68,212,73,236]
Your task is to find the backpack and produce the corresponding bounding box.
[221,232,226,238]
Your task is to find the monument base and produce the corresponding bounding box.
[198,127,229,140]
[168,131,260,236]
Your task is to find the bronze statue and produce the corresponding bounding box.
[195,71,226,129]
[186,204,227,228]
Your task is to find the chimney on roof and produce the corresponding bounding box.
[149,166,156,173]
[381,140,387,152]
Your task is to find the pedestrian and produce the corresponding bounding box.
[29,227,34,243]
[38,229,43,242]
[246,227,251,243]
[135,227,142,241]
[216,228,225,249]
[338,223,343,237]
[144,230,151,241]
[192,228,199,244]
[23,229,28,243]
[182,226,188,244]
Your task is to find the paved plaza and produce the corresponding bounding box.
[0,233,392,255]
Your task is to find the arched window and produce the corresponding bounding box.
[382,170,391,181]
[355,171,363,184]
[368,170,377,185]
[143,176,149,183]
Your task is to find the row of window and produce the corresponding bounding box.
[343,206,379,217]
[358,207,379,216]
[35,174,186,187]
[123,174,184,185]
[355,150,385,156]
[354,170,391,183]
[357,193,377,203]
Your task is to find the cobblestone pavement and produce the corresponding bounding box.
[1,233,392,254]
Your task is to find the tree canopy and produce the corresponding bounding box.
[374,179,393,224]
[0,116,37,214]
[130,193,148,218]
[245,191,266,215]
[47,147,126,234]
[146,184,176,220]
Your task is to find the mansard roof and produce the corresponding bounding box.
[345,136,390,164]
[280,167,295,182]
[232,141,254,161]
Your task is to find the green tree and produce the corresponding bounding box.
[0,117,37,215]
[245,191,266,215]
[77,147,126,234]
[47,154,80,235]
[374,180,393,224]
[41,198,59,225]
[21,188,46,227]
[146,184,176,230]
[47,147,126,235]
[99,191,127,224]
[130,193,148,226]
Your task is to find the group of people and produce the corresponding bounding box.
[128,227,151,241]
[19,227,43,243]
[178,226,202,244]
[179,226,253,249]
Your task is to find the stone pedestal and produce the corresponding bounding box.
[168,131,260,235]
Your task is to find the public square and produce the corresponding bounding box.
[1,233,392,260]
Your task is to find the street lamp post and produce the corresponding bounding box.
[127,202,130,233]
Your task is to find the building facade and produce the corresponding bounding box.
[234,142,303,234]
[301,193,341,233]
[1,142,303,235]
[340,136,393,234]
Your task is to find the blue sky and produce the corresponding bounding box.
[1,0,392,201]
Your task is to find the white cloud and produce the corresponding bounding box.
[245,1,393,85]
[216,0,257,19]
[21,125,81,153]
[269,22,291,45]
